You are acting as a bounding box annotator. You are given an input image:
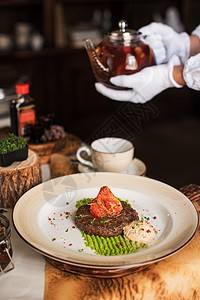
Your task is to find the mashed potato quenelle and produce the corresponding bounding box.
[123,220,157,245]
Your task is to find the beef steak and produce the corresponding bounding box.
[75,201,139,237]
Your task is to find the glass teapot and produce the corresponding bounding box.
[85,20,156,89]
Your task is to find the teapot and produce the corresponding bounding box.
[85,20,156,89]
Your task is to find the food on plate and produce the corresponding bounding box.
[123,219,157,244]
[81,230,147,256]
[48,186,158,256]
[72,186,158,256]
[75,186,139,237]
[90,186,123,217]
[75,199,138,237]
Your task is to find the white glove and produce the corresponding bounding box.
[183,53,200,90]
[95,55,182,104]
[139,22,190,64]
[191,25,200,39]
[142,33,166,65]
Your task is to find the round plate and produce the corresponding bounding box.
[78,158,147,176]
[12,173,199,278]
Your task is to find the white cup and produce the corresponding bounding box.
[76,137,134,172]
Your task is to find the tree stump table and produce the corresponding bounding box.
[0,149,42,208]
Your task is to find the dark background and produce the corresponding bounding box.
[0,0,199,189]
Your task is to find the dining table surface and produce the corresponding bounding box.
[1,133,200,300]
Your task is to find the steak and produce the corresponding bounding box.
[75,201,139,237]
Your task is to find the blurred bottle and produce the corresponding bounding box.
[10,83,36,137]
[15,22,32,50]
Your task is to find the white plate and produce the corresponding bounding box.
[13,173,198,272]
[78,158,146,176]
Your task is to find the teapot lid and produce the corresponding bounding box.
[108,20,140,40]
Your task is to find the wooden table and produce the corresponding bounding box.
[45,144,200,300]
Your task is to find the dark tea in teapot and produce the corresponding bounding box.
[96,40,155,81]
[85,20,156,89]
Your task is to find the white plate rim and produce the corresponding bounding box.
[12,173,199,270]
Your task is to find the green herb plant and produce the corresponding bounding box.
[0,133,26,154]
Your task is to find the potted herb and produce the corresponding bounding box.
[0,133,28,167]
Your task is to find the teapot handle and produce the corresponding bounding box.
[84,39,109,74]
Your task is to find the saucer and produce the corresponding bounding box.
[78,158,146,176]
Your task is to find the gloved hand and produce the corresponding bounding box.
[142,33,166,65]
[95,55,182,104]
[183,53,200,90]
[139,22,190,64]
[191,25,200,39]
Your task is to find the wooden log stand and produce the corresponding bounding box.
[0,150,42,208]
